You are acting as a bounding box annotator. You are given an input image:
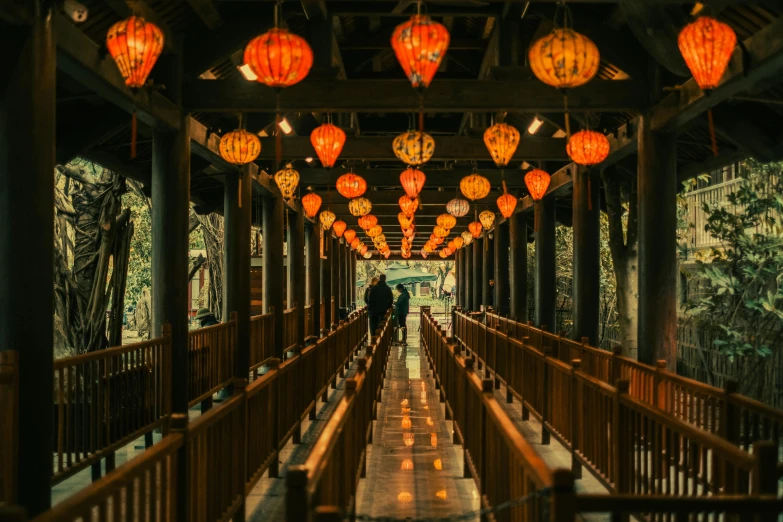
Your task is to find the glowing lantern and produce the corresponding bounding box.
[433,226,449,238]
[484,123,520,167]
[332,220,347,238]
[373,235,387,246]
[348,197,372,217]
[496,181,517,219]
[310,123,346,168]
[479,210,495,230]
[439,249,451,259]
[106,17,164,88]
[344,229,357,244]
[244,28,313,88]
[678,17,737,91]
[383,251,391,259]
[447,240,457,251]
[460,172,491,201]
[398,212,414,230]
[421,250,429,259]
[391,15,450,89]
[468,222,483,238]
[400,168,426,198]
[423,242,435,253]
[335,172,367,199]
[529,28,599,91]
[273,164,299,200]
[403,227,415,239]
[399,195,419,217]
[350,238,361,250]
[319,210,335,231]
[429,234,443,245]
[393,131,435,166]
[446,198,469,218]
[360,245,368,255]
[367,226,383,238]
[567,130,610,166]
[452,236,464,249]
[461,231,473,245]
[363,251,372,259]
[401,237,412,251]
[219,130,261,165]
[401,250,412,259]
[436,214,456,230]
[525,169,551,201]
[358,214,378,230]
[301,192,322,218]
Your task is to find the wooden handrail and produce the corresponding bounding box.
[250,312,274,375]
[187,314,237,407]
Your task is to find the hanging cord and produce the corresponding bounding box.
[587,169,592,212]
[707,108,719,157]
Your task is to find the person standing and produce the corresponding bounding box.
[364,277,378,305]
[368,274,393,335]
[394,283,411,345]
[195,308,219,327]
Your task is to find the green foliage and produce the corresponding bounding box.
[683,160,783,359]
[123,190,151,306]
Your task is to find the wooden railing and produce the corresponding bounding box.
[51,333,171,485]
[187,313,236,407]
[283,305,298,354]
[285,310,391,521]
[0,351,18,504]
[304,302,314,340]
[249,311,274,377]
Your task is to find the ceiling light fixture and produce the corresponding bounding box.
[238,63,258,82]
[278,118,293,135]
[527,117,543,135]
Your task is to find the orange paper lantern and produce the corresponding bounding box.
[367,225,383,238]
[399,195,419,217]
[310,123,346,168]
[460,172,491,201]
[400,168,426,198]
[567,130,610,166]
[106,17,164,89]
[525,169,551,201]
[446,197,469,217]
[348,197,372,217]
[452,236,464,249]
[479,210,495,231]
[358,214,378,230]
[350,238,361,250]
[319,210,336,231]
[391,15,450,89]
[678,17,737,91]
[332,220,347,238]
[244,28,313,88]
[398,212,414,230]
[335,173,367,199]
[219,130,261,165]
[468,222,483,238]
[301,192,322,218]
[439,248,451,258]
[343,229,357,244]
[433,226,449,238]
[497,192,518,219]
[529,29,599,90]
[403,227,415,239]
[436,214,456,230]
[447,240,457,251]
[429,234,444,245]
[484,123,520,167]
[401,250,412,259]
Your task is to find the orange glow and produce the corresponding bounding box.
[367,225,383,238]
[400,168,426,198]
[332,220,347,238]
[529,28,600,90]
[319,210,335,231]
[106,17,164,88]
[401,250,411,259]
[433,459,443,470]
[678,16,737,91]
[301,192,322,218]
[497,192,518,219]
[397,492,413,503]
[484,123,520,167]
[273,164,299,200]
[479,210,495,231]
[468,222,482,239]
[219,130,261,165]
[436,490,448,500]
[436,213,457,230]
[430,432,438,448]
[426,417,434,427]
[399,195,419,217]
[525,169,551,201]
[433,226,449,238]
[401,459,414,471]
[358,214,378,230]
[391,15,450,89]
[398,212,414,229]
[343,229,357,244]
[244,28,313,88]
[350,238,361,250]
[460,172,491,201]
[567,130,610,166]
[401,416,412,429]
[335,172,367,199]
[310,123,346,168]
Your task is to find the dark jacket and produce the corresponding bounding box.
[368,281,393,316]
[395,288,410,317]
[363,285,373,305]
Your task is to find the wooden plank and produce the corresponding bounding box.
[186,0,224,30]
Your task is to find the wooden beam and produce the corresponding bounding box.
[299,168,531,187]
[0,0,33,24]
[182,78,646,113]
[187,0,224,30]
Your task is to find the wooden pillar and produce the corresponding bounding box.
[509,212,528,322]
[534,197,556,330]
[322,233,333,330]
[0,3,55,513]
[263,195,285,357]
[472,238,482,311]
[305,222,321,333]
[287,208,305,348]
[572,169,600,344]
[343,244,350,309]
[454,250,461,307]
[350,249,357,307]
[483,231,494,308]
[329,234,338,325]
[224,167,251,376]
[464,242,472,310]
[638,116,677,368]
[495,221,510,315]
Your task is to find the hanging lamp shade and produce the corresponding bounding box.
[461,231,473,246]
[423,242,435,253]
[439,248,451,259]
[348,197,372,217]
[332,220,347,238]
[401,237,412,250]
[529,28,600,90]
[363,250,372,259]
[350,237,361,250]
[319,209,336,230]
[399,195,419,217]
[398,212,414,230]
[372,234,387,245]
[219,130,261,165]
[468,221,483,238]
[401,250,412,259]
[400,168,426,198]
[403,227,415,239]
[310,123,346,168]
[447,239,457,251]
[343,229,357,244]
[106,17,165,89]
[273,164,300,200]
[460,172,491,201]
[301,192,322,218]
[360,245,368,255]
[436,214,457,230]
[484,123,520,167]
[497,192,518,219]
[244,28,313,88]
[433,225,449,238]
[393,131,435,166]
[429,234,444,245]
[421,250,429,259]
[452,236,464,249]
[335,173,367,199]
[678,16,737,91]
[358,214,378,230]
[367,225,383,238]
[446,197,469,218]
[525,169,551,201]
[567,130,610,166]
[479,210,496,230]
[391,15,450,89]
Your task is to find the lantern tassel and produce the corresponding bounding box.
[130,110,137,159]
[707,108,719,157]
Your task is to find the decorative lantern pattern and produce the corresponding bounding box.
[244,28,313,88]
[525,169,551,201]
[403,227,415,239]
[678,17,736,91]
[452,236,464,249]
[372,234,387,245]
[273,164,299,200]
[399,195,419,217]
[529,29,600,90]
[393,131,435,166]
[106,17,165,88]
[497,192,518,219]
[367,225,383,238]
[439,249,451,258]
[447,240,457,251]
[468,221,483,238]
[358,214,378,230]
[423,242,435,253]
[433,226,449,238]
[348,197,372,217]
[219,130,261,165]
[333,220,347,238]
[310,123,346,168]
[460,172,491,201]
[398,212,414,230]
[343,229,357,244]
[401,237,412,251]
[350,238,361,250]
[479,210,496,230]
[363,251,372,259]
[335,173,367,199]
[436,214,457,230]
[301,192,322,218]
[401,250,412,259]
[429,234,444,245]
[391,15,450,89]
[461,231,473,246]
[400,168,426,198]
[319,210,336,230]
[446,197,469,217]
[484,123,520,167]
[567,130,610,166]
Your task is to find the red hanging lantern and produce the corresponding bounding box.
[360,245,368,256]
[350,238,361,250]
[106,17,165,89]
[344,229,357,244]
[244,28,313,88]
[567,130,610,166]
[401,250,412,259]
[497,180,517,219]
[391,15,450,89]
[439,248,452,258]
[483,123,520,168]
[310,123,346,168]
[301,192,322,218]
[447,240,457,251]
[358,214,378,230]
[398,212,414,230]
[399,195,419,217]
[452,236,464,249]
[678,17,737,91]
[468,221,482,239]
[333,220,347,238]
[400,168,426,198]
[525,169,551,201]
[436,214,456,230]
[429,234,444,245]
[335,172,367,199]
[403,227,415,239]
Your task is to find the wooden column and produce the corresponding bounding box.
[534,197,556,330]
[638,116,677,368]
[0,3,55,513]
[572,169,601,344]
[287,208,305,348]
[343,244,350,309]
[454,250,461,307]
[224,167,251,376]
[495,221,510,315]
[336,239,344,314]
[262,195,285,357]
[509,213,528,322]
[305,222,321,334]
[329,234,338,325]
[350,250,357,307]
[464,242,472,310]
[472,238,482,311]
[483,231,494,308]
[321,233,333,331]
